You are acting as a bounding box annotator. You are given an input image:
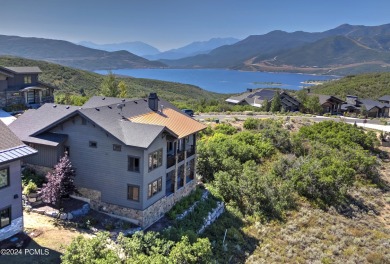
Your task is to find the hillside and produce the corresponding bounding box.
[78,41,161,56]
[0,56,222,102]
[0,35,165,71]
[163,23,390,74]
[145,37,240,60]
[309,72,390,99]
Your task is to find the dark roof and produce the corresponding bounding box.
[9,104,79,146]
[309,94,344,105]
[1,66,42,74]
[9,95,203,149]
[82,96,135,108]
[0,121,37,164]
[378,95,390,102]
[359,99,389,111]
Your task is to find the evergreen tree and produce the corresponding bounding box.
[261,99,270,112]
[100,71,118,97]
[118,80,128,98]
[270,94,281,112]
[41,154,76,207]
[304,96,322,114]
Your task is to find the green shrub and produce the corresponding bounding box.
[22,167,46,187]
[23,181,38,195]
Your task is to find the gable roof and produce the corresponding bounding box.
[82,96,135,108]
[359,99,389,111]
[226,89,277,104]
[9,104,79,146]
[9,94,205,149]
[378,95,390,102]
[0,121,37,164]
[309,94,344,105]
[0,66,42,74]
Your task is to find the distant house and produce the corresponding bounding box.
[378,95,390,104]
[341,95,389,117]
[0,121,37,242]
[9,93,206,228]
[308,94,345,114]
[225,89,300,111]
[0,66,56,109]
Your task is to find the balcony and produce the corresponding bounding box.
[167,154,176,168]
[186,145,195,158]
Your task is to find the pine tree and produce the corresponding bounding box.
[270,94,281,112]
[118,80,128,98]
[100,71,118,97]
[41,154,76,207]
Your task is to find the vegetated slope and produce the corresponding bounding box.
[254,35,390,67]
[0,56,222,102]
[145,37,240,60]
[164,23,390,74]
[78,41,161,56]
[0,35,165,70]
[162,30,324,68]
[310,72,390,99]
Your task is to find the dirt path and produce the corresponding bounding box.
[378,146,390,228]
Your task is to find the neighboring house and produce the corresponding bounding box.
[0,121,37,241]
[9,93,206,227]
[341,95,389,118]
[308,93,344,114]
[378,95,390,104]
[225,88,300,111]
[0,66,56,109]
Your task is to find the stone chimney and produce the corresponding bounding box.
[148,93,159,111]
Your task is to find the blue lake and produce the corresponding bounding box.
[96,69,338,94]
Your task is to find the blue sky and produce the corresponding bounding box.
[1,0,389,51]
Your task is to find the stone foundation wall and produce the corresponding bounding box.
[0,216,23,241]
[77,180,197,228]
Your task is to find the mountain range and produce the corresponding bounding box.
[162,23,390,75]
[78,38,240,60]
[1,23,390,74]
[0,35,165,70]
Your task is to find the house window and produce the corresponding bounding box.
[127,185,140,202]
[64,146,70,156]
[128,156,140,172]
[0,167,9,189]
[148,177,162,198]
[24,75,32,84]
[89,141,97,148]
[148,149,163,171]
[0,207,11,229]
[113,144,122,152]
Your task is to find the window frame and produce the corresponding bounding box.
[148,177,162,199]
[0,167,10,189]
[24,75,32,84]
[128,156,140,172]
[127,184,140,202]
[0,206,11,229]
[148,149,163,172]
[113,144,122,152]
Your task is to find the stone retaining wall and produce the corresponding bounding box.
[0,217,23,241]
[76,180,197,228]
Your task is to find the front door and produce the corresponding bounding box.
[27,90,36,104]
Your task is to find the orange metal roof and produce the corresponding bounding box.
[129,108,206,138]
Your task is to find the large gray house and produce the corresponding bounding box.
[226,89,300,111]
[9,93,206,227]
[0,121,37,241]
[0,66,56,109]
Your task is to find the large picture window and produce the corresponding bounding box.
[148,177,162,198]
[24,75,32,84]
[127,185,140,202]
[148,149,163,171]
[0,207,11,229]
[0,167,9,189]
